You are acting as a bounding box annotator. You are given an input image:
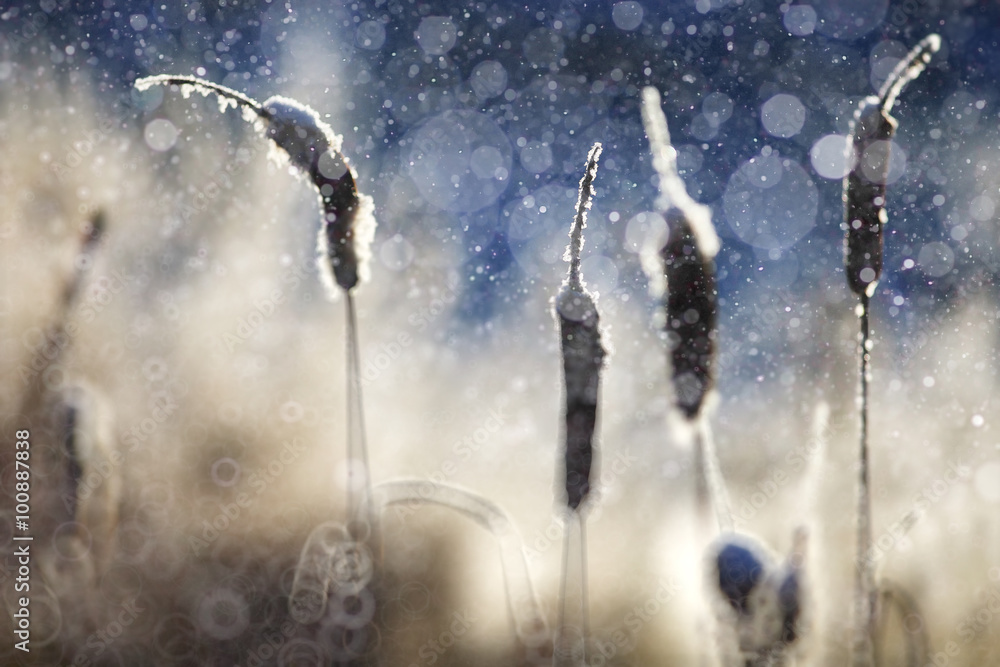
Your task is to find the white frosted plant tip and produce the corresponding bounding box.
[261,95,341,173]
[640,86,720,260]
[133,74,376,292]
[878,33,941,113]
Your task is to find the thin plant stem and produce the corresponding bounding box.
[697,418,734,534]
[135,74,266,115]
[373,480,551,664]
[346,291,374,541]
[854,290,875,667]
[566,143,601,291]
[555,510,588,667]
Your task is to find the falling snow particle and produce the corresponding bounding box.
[144,119,179,152]
[761,94,807,138]
[810,134,856,179]
[415,17,458,55]
[611,2,644,31]
[783,5,817,36]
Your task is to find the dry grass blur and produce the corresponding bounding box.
[1,59,1000,667]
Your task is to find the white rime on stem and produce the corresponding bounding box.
[640,87,719,261]
[134,75,377,539]
[373,480,551,666]
[641,87,731,534]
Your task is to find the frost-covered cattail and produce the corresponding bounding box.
[134,75,376,293]
[135,75,378,537]
[711,529,807,666]
[661,211,718,420]
[843,34,940,297]
[841,35,940,667]
[641,87,720,420]
[554,142,605,511]
[551,143,605,667]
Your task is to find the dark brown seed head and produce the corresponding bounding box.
[261,96,374,293]
[134,78,377,293]
[843,34,940,297]
[662,209,717,420]
[556,288,605,510]
[843,101,897,297]
[311,150,365,291]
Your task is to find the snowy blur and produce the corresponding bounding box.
[1,1,1000,666]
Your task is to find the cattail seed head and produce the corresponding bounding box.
[843,34,940,297]
[843,102,895,298]
[556,288,605,510]
[662,210,717,419]
[641,87,720,420]
[257,95,375,293]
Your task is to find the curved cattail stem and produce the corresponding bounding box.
[134,75,379,543]
[135,74,266,116]
[135,75,377,293]
[345,292,376,546]
[373,480,552,666]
